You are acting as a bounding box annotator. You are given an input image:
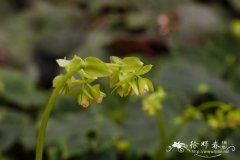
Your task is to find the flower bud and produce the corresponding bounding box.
[89,85,100,100]
[115,140,130,152]
[89,84,106,104]
[207,115,219,130]
[138,78,154,95]
[78,92,90,108]
[138,78,149,94]
[96,92,106,103]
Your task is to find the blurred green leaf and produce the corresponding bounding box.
[124,101,159,156]
[226,127,240,160]
[0,81,4,92]
[0,68,47,108]
[0,107,31,152]
[46,112,122,158]
[156,62,240,106]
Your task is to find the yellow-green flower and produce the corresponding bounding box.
[76,85,106,108]
[110,56,153,96]
[207,107,240,130]
[232,19,240,38]
[142,87,166,116]
[53,56,113,107]
[53,55,153,107]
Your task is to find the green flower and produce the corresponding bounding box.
[110,56,153,96]
[56,55,84,72]
[232,19,240,38]
[78,88,91,108]
[53,55,153,107]
[36,55,154,160]
[53,74,77,94]
[88,84,106,103]
[56,55,112,79]
[75,84,106,108]
[115,139,130,152]
[207,107,240,130]
[207,115,219,130]
[53,56,111,107]
[197,83,209,94]
[227,110,240,128]
[142,87,166,116]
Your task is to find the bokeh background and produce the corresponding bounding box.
[0,0,240,160]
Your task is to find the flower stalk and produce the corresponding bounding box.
[36,65,81,160]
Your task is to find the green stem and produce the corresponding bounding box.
[198,101,230,112]
[167,116,190,147]
[155,112,191,160]
[155,111,167,160]
[35,66,81,160]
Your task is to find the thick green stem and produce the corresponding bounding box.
[155,111,167,160]
[35,66,81,160]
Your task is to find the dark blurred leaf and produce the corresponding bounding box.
[125,11,151,31]
[0,107,31,152]
[226,127,240,160]
[124,101,159,156]
[172,34,240,76]
[32,2,83,32]
[155,62,240,106]
[230,0,240,11]
[0,12,36,67]
[46,111,122,158]
[0,68,47,108]
[174,120,208,143]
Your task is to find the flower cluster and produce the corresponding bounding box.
[53,56,111,108]
[142,87,166,116]
[207,108,240,130]
[53,55,154,108]
[109,56,153,97]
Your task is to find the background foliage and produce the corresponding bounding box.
[0,0,240,159]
